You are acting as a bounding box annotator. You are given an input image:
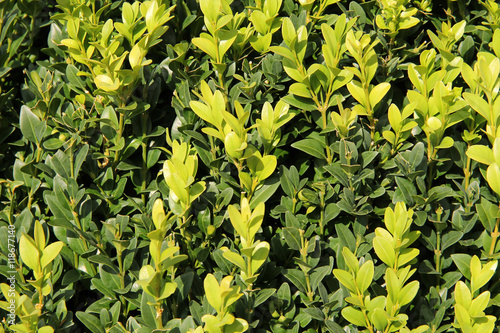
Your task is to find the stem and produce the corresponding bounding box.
[313,98,333,164]
[113,111,125,168]
[208,135,220,182]
[464,150,471,190]
[72,211,97,276]
[117,252,125,289]
[156,305,164,329]
[141,113,148,205]
[363,82,375,144]
[435,230,441,274]
[246,292,254,333]
[388,36,395,60]
[69,139,75,179]
[489,215,500,255]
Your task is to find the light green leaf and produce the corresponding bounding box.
[289,83,312,98]
[383,131,396,145]
[95,75,120,92]
[427,117,442,131]
[472,259,498,294]
[225,317,249,333]
[397,248,419,267]
[333,269,356,293]
[347,80,366,106]
[227,205,246,242]
[454,281,471,308]
[199,0,220,23]
[369,83,390,107]
[222,249,246,271]
[454,303,471,327]
[152,199,166,230]
[38,327,54,333]
[342,247,359,274]
[371,308,389,332]
[342,306,367,327]
[204,274,221,312]
[189,181,206,202]
[258,155,277,181]
[466,145,494,165]
[373,237,396,268]
[251,241,270,275]
[463,92,490,122]
[159,281,178,300]
[486,163,500,196]
[469,291,490,317]
[40,241,64,270]
[20,234,40,272]
[385,268,400,301]
[192,35,217,60]
[356,260,373,293]
[399,280,419,306]
[218,30,237,59]
[435,136,454,149]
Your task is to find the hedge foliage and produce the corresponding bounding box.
[1,0,500,332]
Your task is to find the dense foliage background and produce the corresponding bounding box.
[1,0,500,332]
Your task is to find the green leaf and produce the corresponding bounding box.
[76,312,105,333]
[20,105,41,144]
[254,288,276,308]
[291,139,327,159]
[393,177,416,206]
[451,253,472,280]
[66,64,86,91]
[284,269,308,293]
[310,265,332,292]
[282,227,301,251]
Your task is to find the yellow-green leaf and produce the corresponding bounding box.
[369,83,391,107]
[94,75,120,92]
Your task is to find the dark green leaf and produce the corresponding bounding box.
[291,139,326,160]
[76,312,105,333]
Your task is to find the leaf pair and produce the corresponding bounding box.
[163,140,206,215]
[373,202,420,271]
[201,274,249,333]
[20,220,64,296]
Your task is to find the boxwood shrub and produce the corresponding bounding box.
[0,0,500,332]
